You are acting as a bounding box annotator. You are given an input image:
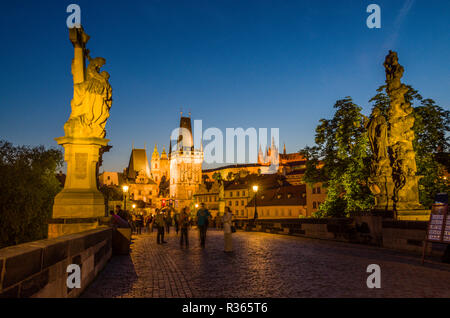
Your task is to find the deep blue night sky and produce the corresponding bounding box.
[0,0,448,171]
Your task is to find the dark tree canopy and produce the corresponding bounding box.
[0,140,63,248]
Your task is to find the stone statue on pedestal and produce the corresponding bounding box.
[49,26,112,238]
[367,51,427,219]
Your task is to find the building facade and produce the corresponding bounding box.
[169,114,204,209]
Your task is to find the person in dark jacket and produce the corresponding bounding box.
[153,209,167,244]
[179,207,190,247]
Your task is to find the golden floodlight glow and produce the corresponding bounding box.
[132,204,136,209]
[195,203,199,208]
[122,185,129,193]
[253,185,259,192]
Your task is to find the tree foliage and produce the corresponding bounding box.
[0,140,63,248]
[300,97,373,217]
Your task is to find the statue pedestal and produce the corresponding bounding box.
[396,209,431,221]
[48,136,109,238]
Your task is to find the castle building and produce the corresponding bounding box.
[169,114,204,209]
[124,147,157,206]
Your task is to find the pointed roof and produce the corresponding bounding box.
[161,146,168,159]
[152,144,159,158]
[127,148,151,179]
[177,115,194,150]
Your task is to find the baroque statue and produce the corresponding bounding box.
[64,27,112,139]
[50,25,112,239]
[367,50,423,214]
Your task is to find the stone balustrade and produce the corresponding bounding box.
[234,217,446,258]
[0,227,112,298]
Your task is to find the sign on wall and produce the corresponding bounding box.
[422,201,449,264]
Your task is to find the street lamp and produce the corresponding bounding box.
[252,185,259,223]
[122,185,129,211]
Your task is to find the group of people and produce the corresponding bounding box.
[109,203,235,252]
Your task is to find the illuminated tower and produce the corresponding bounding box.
[151,144,161,183]
[169,113,203,209]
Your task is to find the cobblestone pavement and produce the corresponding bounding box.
[82,228,450,298]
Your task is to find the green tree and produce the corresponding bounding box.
[300,97,373,217]
[0,140,63,248]
[369,86,450,208]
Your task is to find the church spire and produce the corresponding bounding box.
[152,143,159,158]
[161,145,168,159]
[258,145,264,164]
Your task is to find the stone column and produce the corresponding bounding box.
[48,137,109,238]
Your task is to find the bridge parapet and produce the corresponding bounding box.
[0,227,112,298]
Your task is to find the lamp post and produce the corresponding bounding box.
[252,185,258,228]
[122,185,129,211]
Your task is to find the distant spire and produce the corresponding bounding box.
[283,143,286,155]
[152,143,159,158]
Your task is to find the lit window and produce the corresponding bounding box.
[237,191,240,196]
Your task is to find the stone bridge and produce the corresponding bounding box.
[2,223,449,298]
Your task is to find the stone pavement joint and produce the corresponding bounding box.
[82,228,450,298]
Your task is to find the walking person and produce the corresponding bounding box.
[135,212,143,235]
[179,207,190,247]
[174,211,180,236]
[154,209,167,244]
[223,207,234,252]
[165,210,172,235]
[197,203,211,248]
[146,214,153,233]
